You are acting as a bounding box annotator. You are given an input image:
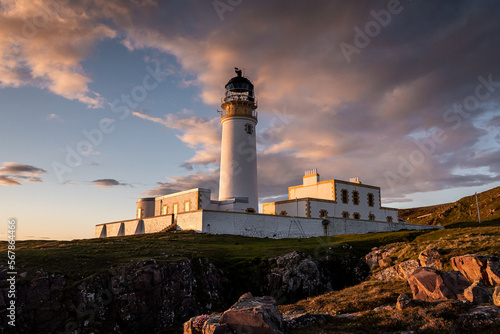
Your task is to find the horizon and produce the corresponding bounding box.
[1,0,500,240]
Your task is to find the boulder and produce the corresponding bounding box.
[451,254,499,285]
[493,286,500,307]
[378,257,393,268]
[486,259,500,286]
[373,265,399,281]
[419,248,445,269]
[204,293,285,334]
[407,267,470,302]
[464,280,493,304]
[365,247,395,267]
[395,260,420,280]
[373,260,419,281]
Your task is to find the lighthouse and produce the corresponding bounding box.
[218,68,259,212]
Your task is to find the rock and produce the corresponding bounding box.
[396,293,426,310]
[373,260,419,281]
[486,259,500,286]
[493,287,500,307]
[396,293,412,310]
[365,247,395,267]
[464,280,493,304]
[451,254,499,285]
[462,305,500,319]
[184,317,201,334]
[378,257,393,268]
[395,260,420,280]
[219,293,285,334]
[419,248,445,269]
[202,315,223,334]
[407,267,470,302]
[373,265,399,280]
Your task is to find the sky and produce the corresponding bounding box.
[1,0,500,240]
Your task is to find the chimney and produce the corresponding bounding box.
[303,169,320,186]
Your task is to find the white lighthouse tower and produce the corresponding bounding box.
[218,68,258,212]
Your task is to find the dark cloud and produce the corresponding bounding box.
[0,162,47,186]
[92,179,130,188]
[3,0,500,202]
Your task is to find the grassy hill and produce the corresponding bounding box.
[282,222,500,333]
[399,186,500,227]
[0,229,427,284]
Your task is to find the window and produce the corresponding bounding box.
[353,213,360,220]
[246,208,256,213]
[341,189,348,204]
[342,211,349,218]
[368,193,375,207]
[245,123,254,134]
[137,208,142,219]
[319,210,328,218]
[184,201,190,212]
[352,191,359,205]
[173,203,178,216]
[279,210,288,216]
[162,205,168,215]
[369,214,376,221]
[387,216,393,222]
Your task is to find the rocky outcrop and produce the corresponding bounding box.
[407,267,470,302]
[265,251,369,302]
[486,259,500,286]
[464,280,493,304]
[493,287,500,307]
[373,259,419,280]
[419,248,445,269]
[1,258,228,333]
[451,254,500,286]
[1,251,370,333]
[184,293,285,334]
[365,247,396,267]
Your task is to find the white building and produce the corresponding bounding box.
[95,69,439,239]
[262,169,400,223]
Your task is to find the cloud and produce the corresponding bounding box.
[92,179,130,188]
[45,113,64,122]
[0,0,119,107]
[132,109,221,168]
[145,170,220,197]
[2,1,500,202]
[0,162,47,185]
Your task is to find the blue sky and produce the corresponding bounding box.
[1,0,499,240]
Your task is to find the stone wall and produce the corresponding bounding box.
[95,215,173,238]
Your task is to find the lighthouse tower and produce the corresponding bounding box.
[218,68,258,212]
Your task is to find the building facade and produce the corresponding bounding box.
[262,169,399,223]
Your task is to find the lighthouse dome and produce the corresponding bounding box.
[224,68,255,103]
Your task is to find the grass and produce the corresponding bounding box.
[289,301,500,334]
[367,223,500,272]
[400,186,500,227]
[280,280,412,315]
[0,229,429,284]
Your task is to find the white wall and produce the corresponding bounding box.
[175,210,439,239]
[95,215,173,238]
